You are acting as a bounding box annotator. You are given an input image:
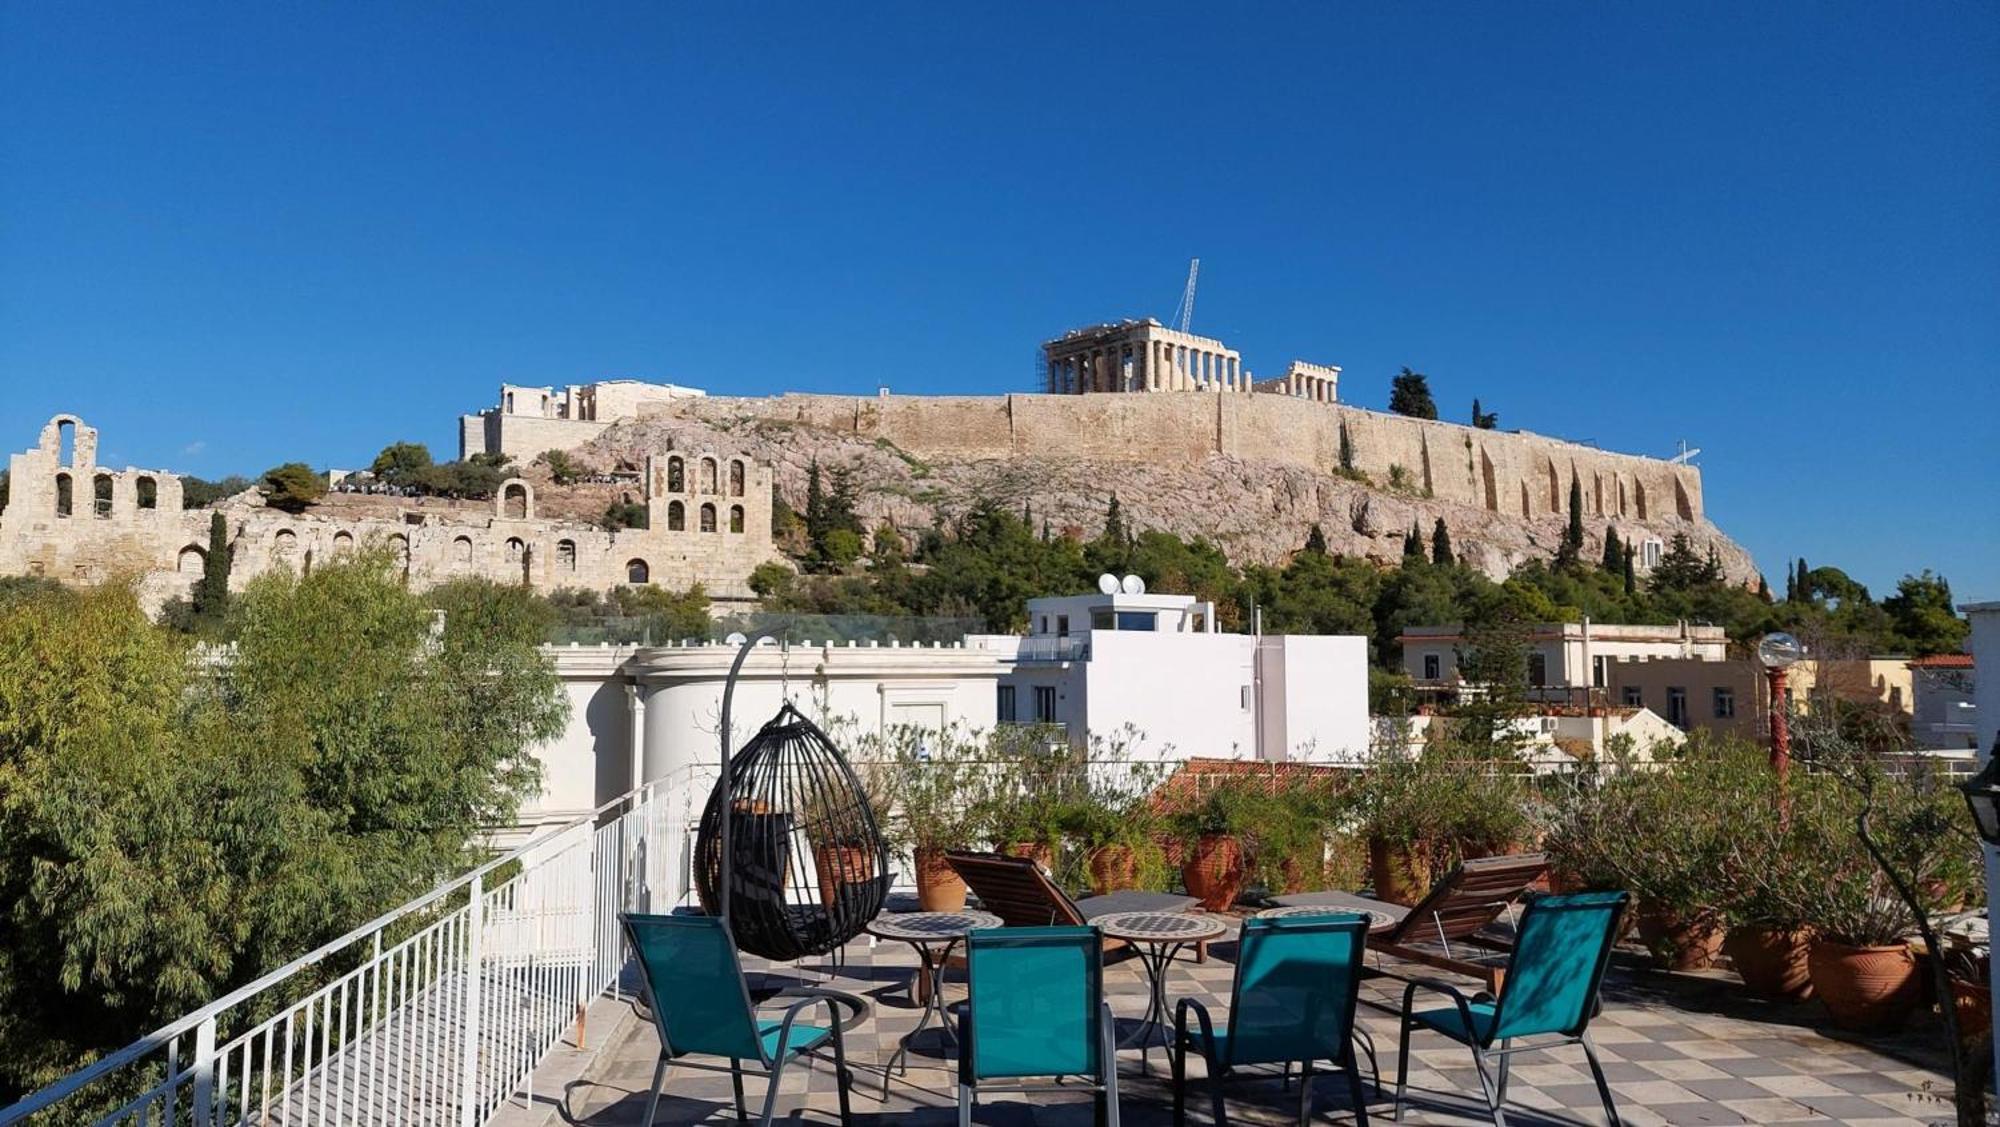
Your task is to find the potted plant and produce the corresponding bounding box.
[1168,780,1264,911]
[976,729,1080,872]
[807,763,885,910]
[1061,798,1166,895]
[1713,772,1827,1001]
[1803,863,1921,1030]
[1346,752,1464,906]
[1255,778,1344,896]
[876,723,988,911]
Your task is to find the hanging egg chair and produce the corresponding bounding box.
[694,700,892,962]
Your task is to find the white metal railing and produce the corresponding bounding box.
[0,772,694,1127]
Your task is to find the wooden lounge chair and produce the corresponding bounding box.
[944,850,1206,960]
[1269,853,1550,994]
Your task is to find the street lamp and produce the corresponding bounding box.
[1958,736,2000,847]
[1756,632,1805,779]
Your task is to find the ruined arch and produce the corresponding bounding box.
[137,476,158,510]
[331,531,354,554]
[52,416,78,465]
[729,460,745,497]
[668,500,685,531]
[1479,449,1498,512]
[557,539,577,571]
[273,528,298,558]
[699,457,718,494]
[625,558,650,584]
[453,535,474,565]
[505,536,525,560]
[176,544,206,577]
[53,472,73,517]
[729,504,745,533]
[667,456,685,493]
[699,502,717,533]
[497,479,534,520]
[92,473,113,518]
[388,533,411,571]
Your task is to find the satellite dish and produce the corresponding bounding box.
[1120,574,1146,595]
[1097,573,1120,595]
[1756,632,1805,670]
[725,632,749,646]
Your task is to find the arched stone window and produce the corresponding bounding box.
[667,457,685,493]
[626,558,650,584]
[54,472,71,517]
[505,537,525,560]
[176,545,205,577]
[505,391,515,413]
[501,481,532,520]
[388,533,410,570]
[331,531,354,554]
[453,535,474,565]
[729,504,745,533]
[56,418,75,466]
[273,528,297,558]
[729,460,745,497]
[668,500,686,531]
[92,473,113,518]
[699,503,717,533]
[700,457,717,494]
[137,476,158,510]
[557,539,577,571]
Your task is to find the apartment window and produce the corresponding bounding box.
[1592,655,1608,689]
[1527,653,1548,687]
[1115,611,1157,632]
[1422,654,1441,680]
[997,685,1017,723]
[1713,687,1735,719]
[1055,615,1069,638]
[1090,609,1115,630]
[1667,687,1689,728]
[1033,686,1057,723]
[1622,686,1643,708]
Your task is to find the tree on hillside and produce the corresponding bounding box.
[1554,476,1586,570]
[1337,420,1355,473]
[1650,532,1713,593]
[260,463,326,514]
[1795,557,1813,603]
[192,512,231,620]
[1883,571,1968,656]
[1304,523,1328,554]
[1431,518,1455,568]
[1403,523,1426,563]
[369,441,433,485]
[1101,493,1126,545]
[1388,368,1438,419]
[1471,399,1499,429]
[1622,550,1637,596]
[539,449,584,486]
[1601,526,1623,573]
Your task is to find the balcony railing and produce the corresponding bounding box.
[1013,636,1089,663]
[0,774,691,1127]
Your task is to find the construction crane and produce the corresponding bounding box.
[1170,258,1199,333]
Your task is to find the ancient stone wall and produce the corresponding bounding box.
[1,416,780,612]
[657,391,1704,526]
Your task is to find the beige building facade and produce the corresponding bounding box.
[1401,621,1730,699]
[459,378,706,461]
[1606,656,1916,739]
[1,414,779,611]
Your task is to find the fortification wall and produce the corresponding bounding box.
[663,392,1704,526]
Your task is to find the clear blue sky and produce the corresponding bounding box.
[3,3,1995,599]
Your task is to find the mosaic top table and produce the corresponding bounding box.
[1256,904,1402,931]
[865,910,1002,1090]
[1094,910,1230,1074]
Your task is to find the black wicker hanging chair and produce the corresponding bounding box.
[694,700,892,962]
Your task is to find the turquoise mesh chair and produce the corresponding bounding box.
[620,912,855,1127]
[958,926,1121,1127]
[1171,913,1373,1127]
[1393,891,1630,1127]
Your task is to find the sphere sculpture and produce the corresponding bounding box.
[694,701,891,961]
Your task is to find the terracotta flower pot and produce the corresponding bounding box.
[913,846,967,912]
[813,843,872,910]
[1001,841,1055,871]
[1277,854,1322,895]
[1635,905,1724,971]
[1722,925,1814,1001]
[1086,845,1140,895]
[1181,834,1245,911]
[1808,939,1919,1031]
[1367,837,1429,907]
[1950,977,1992,1054]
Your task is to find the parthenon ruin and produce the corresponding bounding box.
[1041,318,1339,403]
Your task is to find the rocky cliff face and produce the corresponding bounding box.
[568,405,1757,584]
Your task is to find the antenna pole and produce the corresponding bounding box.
[1173,258,1200,333]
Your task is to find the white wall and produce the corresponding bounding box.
[1082,631,1257,759]
[1258,635,1371,761]
[1964,603,2000,1091]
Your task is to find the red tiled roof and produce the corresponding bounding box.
[1908,653,1974,669]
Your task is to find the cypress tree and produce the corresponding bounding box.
[1555,476,1586,569]
[193,511,231,617]
[1601,526,1623,572]
[1622,550,1636,595]
[1403,523,1426,563]
[1795,557,1811,602]
[1431,518,1454,567]
[1102,493,1125,543]
[1304,523,1328,554]
[1338,420,1354,472]
[1756,574,1771,602]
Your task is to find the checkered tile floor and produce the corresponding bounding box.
[553,925,1959,1127]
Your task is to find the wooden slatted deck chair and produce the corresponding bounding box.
[1393,891,1631,1127]
[1269,853,1550,993]
[620,912,856,1127]
[945,850,1207,960]
[958,926,1122,1127]
[1172,913,1374,1127]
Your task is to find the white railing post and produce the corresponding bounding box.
[190,1017,216,1127]
[458,874,485,1127]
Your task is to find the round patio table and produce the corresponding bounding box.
[866,909,1001,1091]
[1094,910,1230,1075]
[1256,904,1401,930]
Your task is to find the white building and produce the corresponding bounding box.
[1908,653,1978,751]
[1401,620,1729,702]
[970,590,1371,762]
